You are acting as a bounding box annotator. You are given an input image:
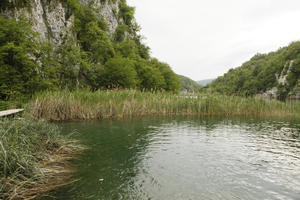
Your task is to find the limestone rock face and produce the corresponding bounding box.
[2,0,120,48]
[257,60,299,101]
[256,87,278,100]
[277,60,293,85]
[89,0,120,37]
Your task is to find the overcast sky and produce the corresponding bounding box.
[126,0,300,81]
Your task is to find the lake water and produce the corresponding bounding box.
[55,117,300,200]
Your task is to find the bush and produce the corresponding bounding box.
[102,56,137,88]
[0,16,48,101]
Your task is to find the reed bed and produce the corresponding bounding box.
[0,119,83,200]
[28,90,300,121]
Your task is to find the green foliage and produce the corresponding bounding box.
[29,90,300,121]
[114,24,128,42]
[0,119,60,178]
[133,58,166,90]
[277,84,289,101]
[0,118,82,199]
[0,0,180,102]
[0,100,9,110]
[81,21,114,63]
[137,42,150,59]
[101,56,137,88]
[150,59,180,91]
[114,39,137,57]
[119,0,135,26]
[57,42,86,88]
[0,16,48,100]
[0,0,30,10]
[287,56,300,86]
[179,75,202,92]
[210,42,300,100]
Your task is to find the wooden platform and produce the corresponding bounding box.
[0,109,24,117]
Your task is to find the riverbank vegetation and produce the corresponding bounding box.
[2,91,299,199]
[2,0,299,199]
[28,90,300,121]
[0,0,179,104]
[0,118,83,200]
[210,41,300,100]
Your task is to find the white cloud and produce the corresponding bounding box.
[127,0,300,80]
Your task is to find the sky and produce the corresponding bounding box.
[126,0,300,81]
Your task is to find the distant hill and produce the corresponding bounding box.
[209,41,300,101]
[197,79,215,86]
[178,75,202,92]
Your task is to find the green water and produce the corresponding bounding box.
[56,117,300,200]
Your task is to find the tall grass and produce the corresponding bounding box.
[28,90,300,121]
[0,119,83,200]
[0,101,9,111]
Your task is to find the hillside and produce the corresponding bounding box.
[210,41,300,101]
[0,0,179,102]
[178,75,201,93]
[197,79,215,86]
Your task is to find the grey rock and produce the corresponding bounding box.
[256,87,278,100]
[2,0,120,49]
[257,60,299,101]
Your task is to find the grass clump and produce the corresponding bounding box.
[28,89,300,121]
[0,118,82,200]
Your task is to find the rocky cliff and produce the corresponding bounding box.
[257,60,300,101]
[0,0,180,100]
[210,41,300,101]
[1,0,120,48]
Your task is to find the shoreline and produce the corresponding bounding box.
[1,90,300,199]
[0,118,84,200]
[28,90,300,121]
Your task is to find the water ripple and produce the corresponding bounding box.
[56,118,300,200]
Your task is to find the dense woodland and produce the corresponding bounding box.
[0,0,179,103]
[210,41,300,100]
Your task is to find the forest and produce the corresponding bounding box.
[209,41,300,100]
[0,0,179,105]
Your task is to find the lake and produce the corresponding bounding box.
[55,117,300,200]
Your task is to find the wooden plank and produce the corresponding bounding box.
[0,109,24,117]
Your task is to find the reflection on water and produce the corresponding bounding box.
[55,118,300,200]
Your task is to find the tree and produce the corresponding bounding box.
[150,59,179,92]
[101,56,137,88]
[0,16,45,100]
[133,58,165,90]
[209,41,300,100]
[80,21,114,64]
[119,1,135,26]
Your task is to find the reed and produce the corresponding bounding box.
[0,118,83,200]
[28,89,300,121]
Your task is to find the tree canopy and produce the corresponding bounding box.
[209,42,300,100]
[0,0,179,101]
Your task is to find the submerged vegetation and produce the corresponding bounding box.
[29,90,300,121]
[0,119,82,200]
